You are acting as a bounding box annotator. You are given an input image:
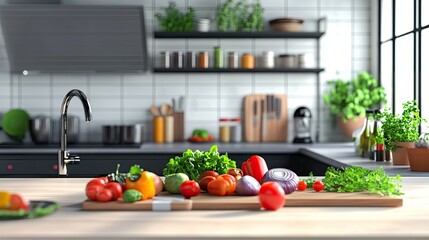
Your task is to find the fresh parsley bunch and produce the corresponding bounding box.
[163,145,236,181]
[322,166,403,196]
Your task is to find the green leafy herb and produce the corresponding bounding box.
[155,1,195,32]
[216,0,264,32]
[163,145,236,181]
[377,100,425,151]
[323,71,386,121]
[322,166,403,196]
[129,164,143,182]
[300,172,316,188]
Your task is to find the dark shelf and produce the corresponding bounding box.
[153,68,325,73]
[154,31,325,39]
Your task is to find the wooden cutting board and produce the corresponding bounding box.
[82,191,402,211]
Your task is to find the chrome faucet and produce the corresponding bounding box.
[58,89,92,176]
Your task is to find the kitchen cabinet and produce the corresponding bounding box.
[153,18,326,141]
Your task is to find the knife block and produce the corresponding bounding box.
[243,94,288,142]
[173,112,184,142]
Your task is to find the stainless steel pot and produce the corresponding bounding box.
[121,124,144,144]
[30,115,51,144]
[102,125,121,144]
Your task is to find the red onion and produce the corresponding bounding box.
[261,168,298,194]
[235,175,261,196]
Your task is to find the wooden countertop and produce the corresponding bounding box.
[1,178,428,239]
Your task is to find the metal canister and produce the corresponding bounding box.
[186,51,197,69]
[214,46,224,68]
[160,51,170,69]
[172,51,184,69]
[228,51,239,68]
[198,51,209,69]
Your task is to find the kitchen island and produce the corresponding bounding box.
[0,177,428,239]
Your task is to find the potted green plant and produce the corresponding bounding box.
[408,132,429,171]
[377,100,424,165]
[323,71,386,138]
[155,2,195,32]
[216,0,264,32]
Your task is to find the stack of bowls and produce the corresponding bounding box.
[195,18,211,32]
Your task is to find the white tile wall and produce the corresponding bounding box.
[0,0,373,143]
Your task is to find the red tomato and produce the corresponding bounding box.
[97,188,113,202]
[219,174,236,195]
[86,184,104,201]
[313,180,324,192]
[297,181,307,191]
[180,180,201,199]
[207,178,229,196]
[105,182,123,200]
[259,182,285,211]
[86,178,107,189]
[198,176,216,192]
[9,194,30,211]
[198,171,219,181]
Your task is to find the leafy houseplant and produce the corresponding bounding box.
[216,0,264,32]
[155,2,195,32]
[377,100,423,151]
[323,71,387,121]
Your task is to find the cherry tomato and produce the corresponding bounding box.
[207,178,229,196]
[97,188,113,202]
[259,182,285,211]
[86,184,104,201]
[219,174,236,195]
[9,194,30,211]
[105,182,123,200]
[297,181,307,191]
[313,180,324,192]
[198,170,219,181]
[180,180,200,199]
[198,176,216,192]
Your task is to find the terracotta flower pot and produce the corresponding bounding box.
[338,115,365,139]
[392,142,415,165]
[407,148,429,172]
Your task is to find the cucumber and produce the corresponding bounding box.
[123,189,142,203]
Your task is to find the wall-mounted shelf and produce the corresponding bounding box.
[154,31,325,39]
[153,68,325,73]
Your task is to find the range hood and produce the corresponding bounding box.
[0,4,148,73]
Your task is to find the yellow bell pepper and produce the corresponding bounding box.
[0,191,11,209]
[125,171,156,200]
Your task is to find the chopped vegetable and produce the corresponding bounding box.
[123,189,142,203]
[322,166,403,196]
[163,145,236,181]
[261,168,299,194]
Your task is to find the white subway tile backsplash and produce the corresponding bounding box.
[1,0,373,143]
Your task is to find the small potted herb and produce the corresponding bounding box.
[407,132,429,171]
[323,71,386,139]
[155,2,195,32]
[216,0,264,32]
[377,100,424,165]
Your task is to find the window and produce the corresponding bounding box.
[379,0,428,130]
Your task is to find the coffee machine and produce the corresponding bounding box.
[293,106,312,143]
